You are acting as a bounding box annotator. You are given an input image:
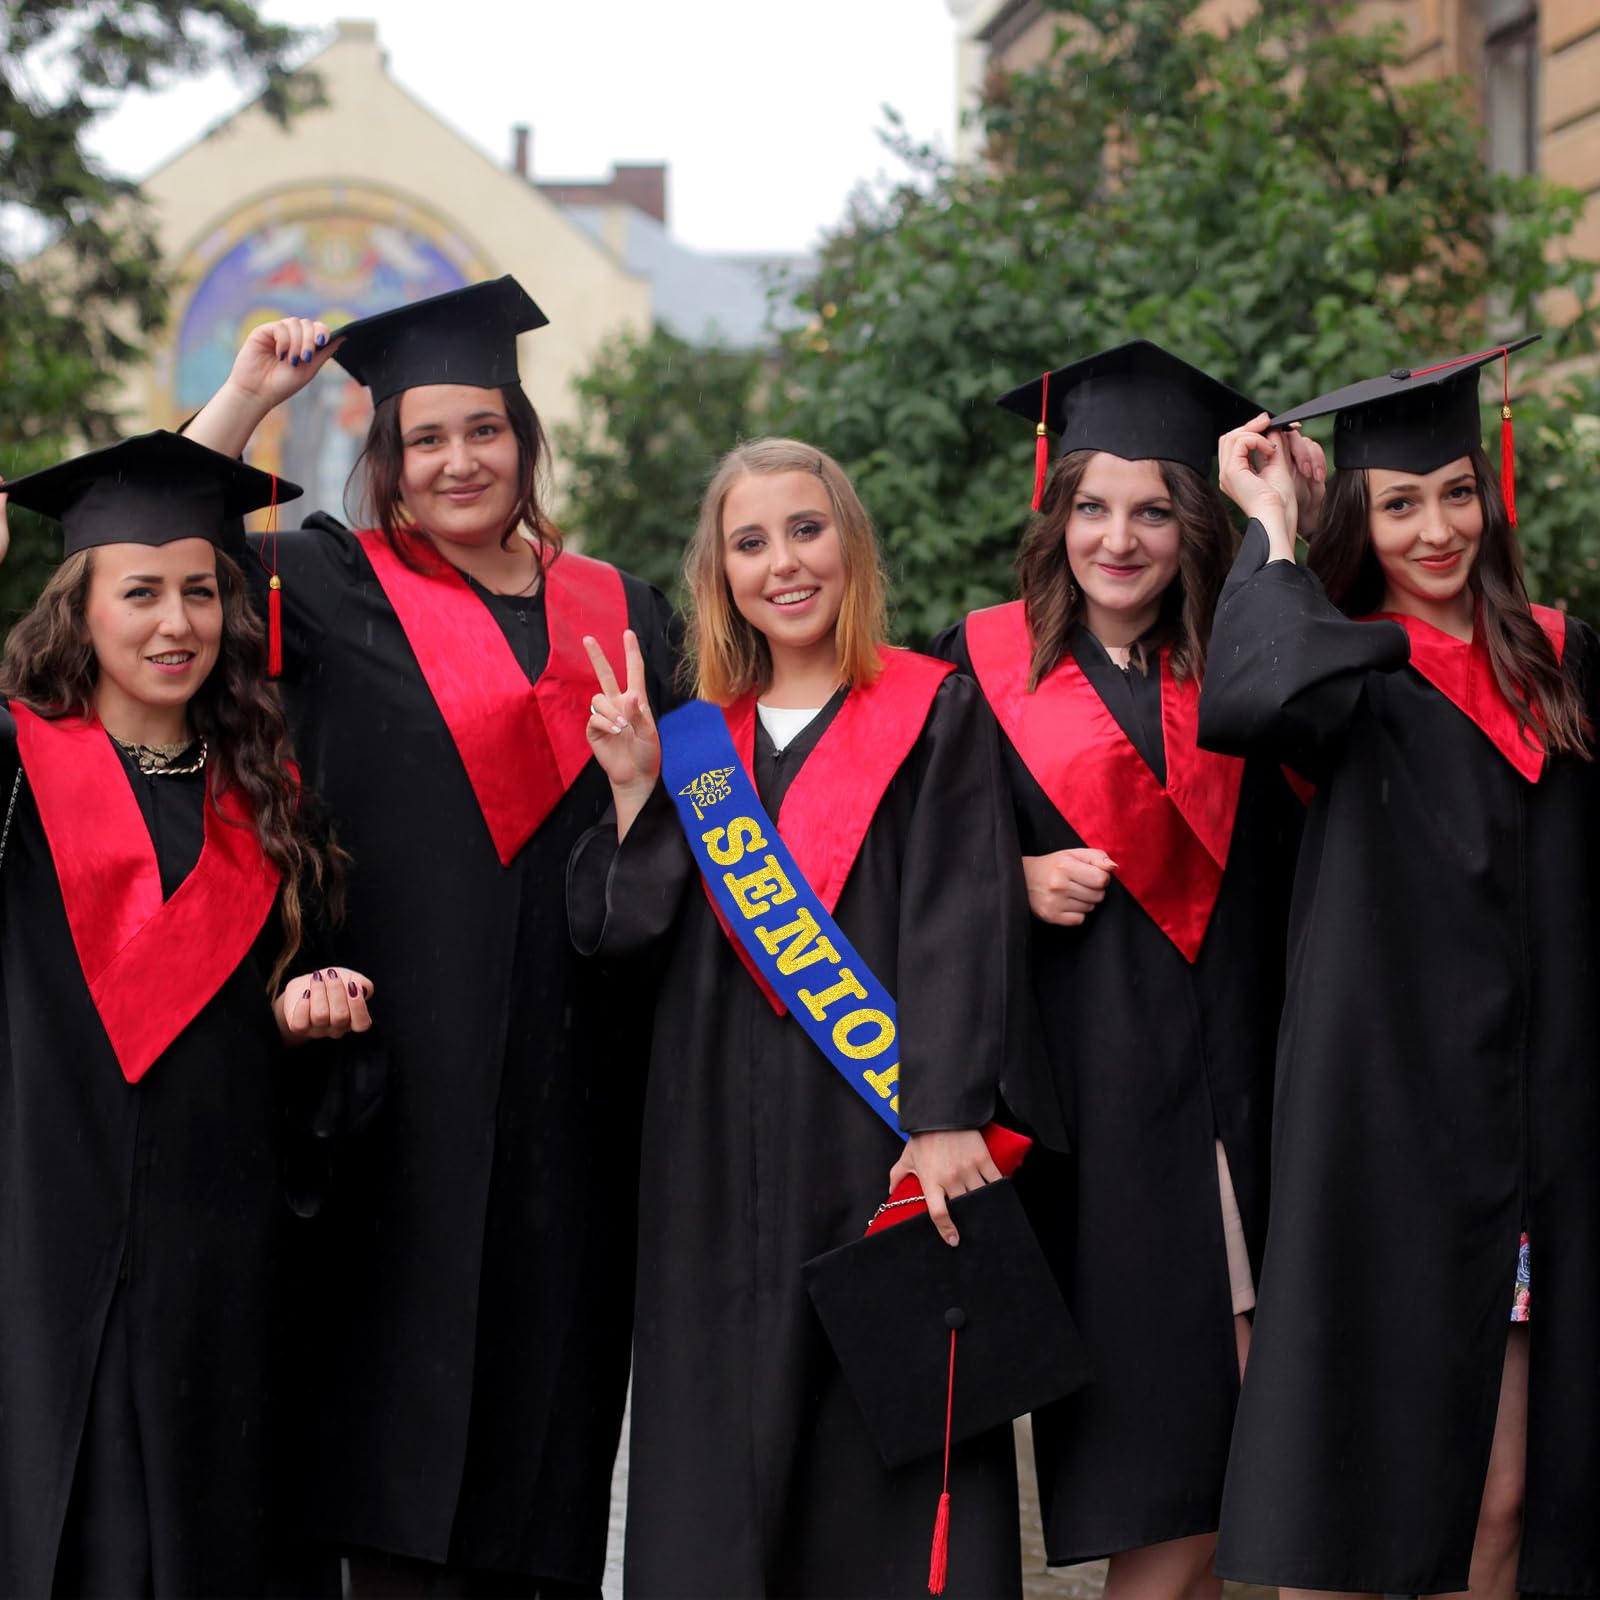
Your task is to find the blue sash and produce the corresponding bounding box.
[659,699,906,1139]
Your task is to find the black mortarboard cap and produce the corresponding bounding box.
[802,1179,1088,1470]
[331,275,549,405]
[997,340,1263,508]
[1,430,300,557]
[1268,335,1540,475]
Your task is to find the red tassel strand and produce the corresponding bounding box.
[1031,370,1051,512]
[1501,355,1517,526]
[260,474,283,678]
[928,1492,951,1596]
[268,576,283,678]
[928,1326,958,1595]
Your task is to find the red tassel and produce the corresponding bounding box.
[260,473,283,677]
[928,1325,958,1595]
[927,1491,951,1596]
[1497,363,1510,524]
[1030,370,1051,512]
[268,576,283,678]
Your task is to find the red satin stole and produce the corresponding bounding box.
[356,532,628,865]
[706,647,955,1015]
[1372,604,1568,783]
[966,601,1243,963]
[12,707,280,1084]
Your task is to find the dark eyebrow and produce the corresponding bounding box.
[403,410,504,433]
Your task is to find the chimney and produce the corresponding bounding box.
[512,124,531,179]
[611,163,667,225]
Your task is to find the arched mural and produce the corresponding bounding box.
[163,187,490,517]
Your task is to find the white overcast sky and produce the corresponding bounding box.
[83,0,960,255]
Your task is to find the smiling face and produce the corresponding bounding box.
[396,383,523,548]
[1365,456,1484,621]
[84,539,222,731]
[1063,452,1182,645]
[721,470,847,664]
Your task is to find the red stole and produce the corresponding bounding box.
[12,707,281,1084]
[966,601,1243,963]
[1372,603,1568,783]
[356,532,628,865]
[708,647,955,1014]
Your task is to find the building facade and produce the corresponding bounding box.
[951,1,1600,263]
[124,19,791,515]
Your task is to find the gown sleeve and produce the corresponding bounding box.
[1197,519,1411,780]
[894,672,1032,1135]
[566,780,696,960]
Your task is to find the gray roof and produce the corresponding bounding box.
[561,204,809,348]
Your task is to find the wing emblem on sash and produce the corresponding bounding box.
[679,766,735,820]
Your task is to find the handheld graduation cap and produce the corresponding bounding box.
[1268,334,1541,525]
[997,339,1263,511]
[0,430,300,557]
[331,275,550,406]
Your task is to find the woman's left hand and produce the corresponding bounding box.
[888,1128,1002,1247]
[1284,425,1327,531]
[275,965,375,1043]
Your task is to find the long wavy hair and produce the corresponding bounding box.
[349,382,560,575]
[0,548,347,991]
[1016,449,1236,690]
[1309,446,1589,758]
[683,438,889,703]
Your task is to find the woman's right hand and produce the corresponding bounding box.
[226,317,342,409]
[1218,411,1300,554]
[584,628,660,839]
[185,317,344,458]
[1023,848,1117,926]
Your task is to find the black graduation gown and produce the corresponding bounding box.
[567,672,1029,1600]
[931,619,1301,1564]
[0,719,294,1598]
[238,517,678,1582]
[1198,522,1600,1596]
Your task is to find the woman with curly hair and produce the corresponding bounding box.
[0,431,366,1598]
[184,280,678,1596]
[932,343,1311,1598]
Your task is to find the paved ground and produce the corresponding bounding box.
[600,1402,1273,1599]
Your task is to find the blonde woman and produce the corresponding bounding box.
[568,439,1032,1599]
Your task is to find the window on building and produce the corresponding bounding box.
[1484,0,1540,177]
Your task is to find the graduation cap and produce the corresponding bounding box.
[803,1129,1087,1594]
[1269,335,1541,525]
[331,275,550,406]
[997,340,1263,511]
[1,430,298,557]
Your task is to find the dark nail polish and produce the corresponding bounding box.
[312,969,321,979]
[316,333,327,347]
[348,981,358,996]
[302,989,311,999]
[290,354,300,366]
[278,350,286,361]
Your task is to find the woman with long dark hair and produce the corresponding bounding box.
[0,432,365,1597]
[933,342,1309,1597]
[183,279,677,1597]
[1202,343,1600,1599]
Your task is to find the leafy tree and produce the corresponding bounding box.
[555,324,765,600]
[767,0,1599,639]
[2,0,319,616]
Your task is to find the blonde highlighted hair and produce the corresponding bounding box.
[683,437,889,703]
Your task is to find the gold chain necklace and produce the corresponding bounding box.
[111,735,209,777]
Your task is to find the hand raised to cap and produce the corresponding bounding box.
[1219,412,1301,553]
[229,317,345,409]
